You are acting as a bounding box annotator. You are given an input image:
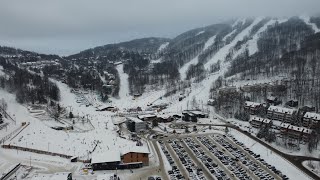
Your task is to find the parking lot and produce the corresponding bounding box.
[157,133,288,180]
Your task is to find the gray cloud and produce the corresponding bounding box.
[0,0,319,55]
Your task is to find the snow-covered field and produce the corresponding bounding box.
[0,79,151,178]
[303,160,320,178]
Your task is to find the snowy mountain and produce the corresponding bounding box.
[1,15,320,111]
[2,15,320,180]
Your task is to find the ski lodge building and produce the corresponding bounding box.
[303,112,320,128]
[91,148,150,171]
[249,117,272,128]
[267,106,295,123]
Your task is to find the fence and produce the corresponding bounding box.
[1,144,73,159]
[0,122,29,145]
[0,106,16,123]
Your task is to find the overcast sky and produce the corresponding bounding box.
[0,0,319,55]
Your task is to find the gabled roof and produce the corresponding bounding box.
[268,106,295,114]
[304,112,320,121]
[137,114,156,119]
[245,101,261,107]
[121,146,150,155]
[127,117,143,123]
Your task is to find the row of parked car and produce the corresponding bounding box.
[168,139,206,180]
[222,135,289,180]
[158,140,184,180]
[212,135,272,180]
[183,137,230,180]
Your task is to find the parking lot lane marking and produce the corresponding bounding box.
[219,135,282,180]
[206,135,259,180]
[191,136,237,180]
[179,138,216,180]
[164,141,190,179]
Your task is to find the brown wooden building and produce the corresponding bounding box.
[121,148,150,166]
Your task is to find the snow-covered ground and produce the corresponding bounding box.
[303,160,320,178]
[0,79,151,178]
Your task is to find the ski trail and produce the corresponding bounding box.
[204,17,263,70]
[116,64,129,99]
[299,15,320,33]
[179,35,217,80]
[247,19,277,56]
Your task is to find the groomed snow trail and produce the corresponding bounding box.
[204,17,263,70]
[299,15,320,33]
[117,64,130,99]
[157,42,169,52]
[179,35,217,80]
[247,19,277,56]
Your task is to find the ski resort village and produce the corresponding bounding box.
[1,4,320,180]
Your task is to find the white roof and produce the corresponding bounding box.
[96,105,115,111]
[250,117,271,124]
[127,117,143,123]
[157,114,171,119]
[121,146,150,155]
[303,128,313,134]
[268,106,295,114]
[288,125,303,132]
[189,111,204,115]
[267,96,276,101]
[280,122,290,128]
[251,117,264,122]
[304,112,320,121]
[137,114,156,119]
[91,151,121,164]
[245,101,261,107]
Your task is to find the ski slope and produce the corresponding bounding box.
[204,17,263,70]
[157,42,169,52]
[300,15,320,33]
[179,35,217,80]
[116,64,129,99]
[247,19,277,56]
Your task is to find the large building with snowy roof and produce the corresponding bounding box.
[303,112,320,128]
[279,123,313,142]
[249,117,272,128]
[91,147,150,170]
[267,106,296,123]
[121,146,150,166]
[244,101,262,115]
[91,150,121,170]
[126,117,147,133]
